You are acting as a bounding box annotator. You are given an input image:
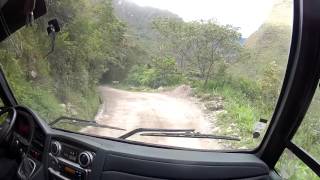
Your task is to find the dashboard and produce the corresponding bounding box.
[6,106,271,180]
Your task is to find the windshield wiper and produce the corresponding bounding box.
[140,131,240,141]
[119,128,194,139]
[119,128,240,141]
[49,116,125,131]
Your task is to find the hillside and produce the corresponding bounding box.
[230,0,293,79]
[112,0,181,55]
[113,0,180,36]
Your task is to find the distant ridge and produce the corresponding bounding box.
[112,0,181,41]
[230,0,293,79]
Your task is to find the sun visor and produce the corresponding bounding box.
[0,0,47,41]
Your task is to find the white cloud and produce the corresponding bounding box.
[128,0,274,37]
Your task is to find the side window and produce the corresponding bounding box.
[276,86,320,179]
[292,87,320,161]
[276,149,318,180]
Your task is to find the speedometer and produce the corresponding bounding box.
[15,118,32,140]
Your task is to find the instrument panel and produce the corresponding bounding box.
[48,140,95,180]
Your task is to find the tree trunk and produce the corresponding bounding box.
[203,60,214,87]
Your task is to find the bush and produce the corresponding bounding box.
[191,75,271,148]
[125,57,185,88]
[0,49,100,122]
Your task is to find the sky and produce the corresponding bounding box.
[128,0,275,37]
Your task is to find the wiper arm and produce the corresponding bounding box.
[119,128,239,141]
[140,131,240,141]
[119,128,194,139]
[49,116,125,131]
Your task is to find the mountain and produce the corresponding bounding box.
[230,0,293,79]
[112,0,181,54]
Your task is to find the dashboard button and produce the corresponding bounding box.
[78,151,93,168]
[51,141,61,156]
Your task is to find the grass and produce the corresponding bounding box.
[193,76,320,178]
[191,78,267,149]
[2,58,101,131]
[120,60,320,178]
[276,149,319,180]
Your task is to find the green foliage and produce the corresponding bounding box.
[0,0,127,121]
[291,89,320,164]
[126,57,184,88]
[191,75,268,148]
[259,61,281,105]
[0,47,64,120]
[152,18,243,86]
[276,149,319,180]
[230,24,292,80]
[0,0,317,178]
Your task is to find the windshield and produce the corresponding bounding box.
[0,0,293,150]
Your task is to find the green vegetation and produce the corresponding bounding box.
[125,57,184,88]
[117,0,318,178]
[276,149,319,180]
[122,14,283,149]
[0,0,138,121]
[0,0,318,178]
[292,89,320,162]
[189,71,277,149]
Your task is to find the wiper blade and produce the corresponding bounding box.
[119,128,195,139]
[119,128,239,141]
[140,131,240,141]
[49,116,125,131]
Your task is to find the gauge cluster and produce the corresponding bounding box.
[14,117,33,142]
[9,109,46,162]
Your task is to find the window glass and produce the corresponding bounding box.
[292,87,320,161]
[276,149,319,180]
[1,0,292,150]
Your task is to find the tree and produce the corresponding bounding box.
[153,18,242,86]
[196,22,241,86]
[152,18,193,70]
[0,0,133,119]
[260,61,281,105]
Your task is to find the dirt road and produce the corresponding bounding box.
[83,86,222,150]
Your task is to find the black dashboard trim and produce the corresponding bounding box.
[102,154,268,180]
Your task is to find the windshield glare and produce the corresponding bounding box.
[0,0,292,151]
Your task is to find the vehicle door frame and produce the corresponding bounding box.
[255,0,320,176]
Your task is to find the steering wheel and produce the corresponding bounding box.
[0,107,17,144]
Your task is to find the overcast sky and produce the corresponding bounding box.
[128,0,274,37]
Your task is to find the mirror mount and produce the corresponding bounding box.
[253,118,268,139]
[44,19,60,58]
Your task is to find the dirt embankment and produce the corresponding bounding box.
[83,85,224,150]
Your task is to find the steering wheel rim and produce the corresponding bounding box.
[0,107,17,144]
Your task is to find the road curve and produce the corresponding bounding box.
[83,86,221,150]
